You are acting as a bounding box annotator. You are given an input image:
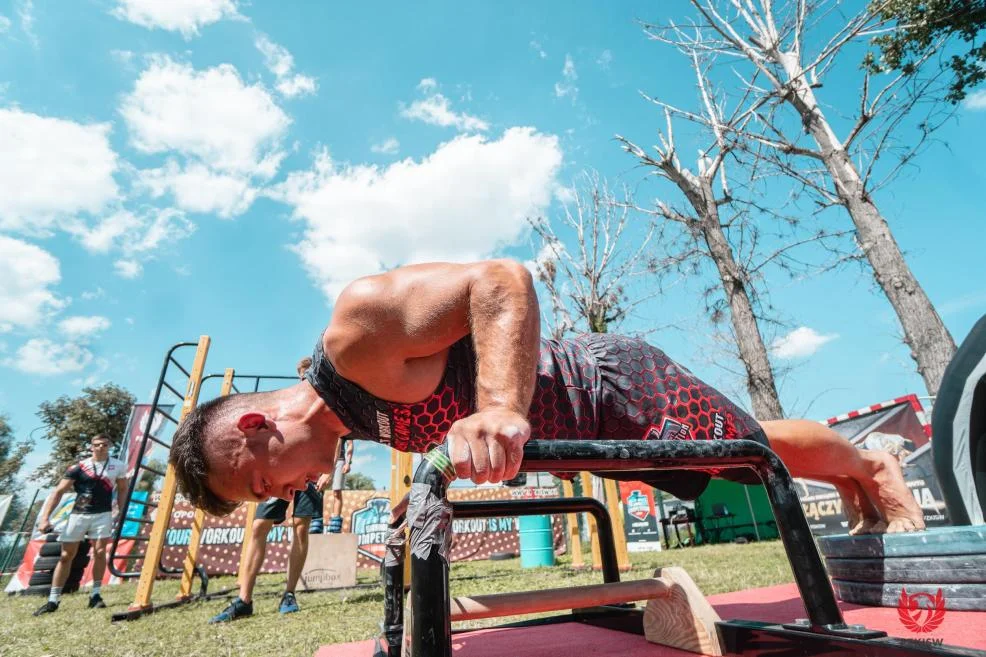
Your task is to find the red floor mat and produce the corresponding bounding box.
[315,583,986,657]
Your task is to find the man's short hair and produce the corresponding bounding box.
[91,434,110,445]
[296,356,312,378]
[170,394,262,517]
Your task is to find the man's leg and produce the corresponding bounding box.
[762,419,926,533]
[34,540,78,615]
[88,538,110,608]
[209,517,274,623]
[328,490,344,533]
[280,517,311,613]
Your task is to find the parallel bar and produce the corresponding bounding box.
[139,464,166,477]
[453,498,619,584]
[450,578,668,621]
[123,516,155,525]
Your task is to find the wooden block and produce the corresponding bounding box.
[299,533,358,591]
[643,567,722,656]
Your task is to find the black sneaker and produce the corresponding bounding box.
[278,591,300,614]
[88,593,106,609]
[33,600,59,616]
[208,596,253,623]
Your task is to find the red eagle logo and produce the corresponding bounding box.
[896,587,946,634]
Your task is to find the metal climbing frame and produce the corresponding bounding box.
[108,337,301,621]
[398,439,974,657]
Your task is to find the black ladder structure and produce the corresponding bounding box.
[387,439,980,657]
[108,337,299,621]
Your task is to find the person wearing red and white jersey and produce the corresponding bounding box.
[33,434,127,615]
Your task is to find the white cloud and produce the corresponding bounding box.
[0,236,64,332]
[4,338,93,375]
[121,56,290,177]
[400,79,489,132]
[255,34,318,98]
[771,326,839,359]
[0,14,11,32]
[17,0,36,47]
[130,208,195,254]
[277,74,317,98]
[81,287,106,301]
[58,315,111,340]
[111,0,239,39]
[271,127,563,300]
[371,138,400,155]
[111,49,135,65]
[530,40,547,59]
[0,109,120,234]
[115,260,142,278]
[597,49,613,69]
[137,160,257,218]
[554,54,578,101]
[963,90,986,111]
[69,211,142,253]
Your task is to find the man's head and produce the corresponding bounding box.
[91,434,111,461]
[296,356,312,379]
[170,388,340,516]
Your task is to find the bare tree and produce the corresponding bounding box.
[529,171,662,339]
[642,0,957,396]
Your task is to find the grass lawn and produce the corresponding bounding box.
[1,540,794,657]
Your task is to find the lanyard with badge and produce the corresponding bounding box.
[75,458,109,510]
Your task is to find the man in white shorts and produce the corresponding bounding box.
[327,438,354,533]
[33,434,127,615]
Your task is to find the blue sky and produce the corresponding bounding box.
[1,0,984,493]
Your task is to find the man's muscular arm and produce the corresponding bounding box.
[327,260,540,484]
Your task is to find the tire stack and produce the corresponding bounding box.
[21,533,91,596]
[819,526,986,611]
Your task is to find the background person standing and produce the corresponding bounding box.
[33,434,127,615]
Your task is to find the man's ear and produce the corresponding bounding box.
[236,413,269,437]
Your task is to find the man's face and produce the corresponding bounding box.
[207,418,340,506]
[91,439,110,460]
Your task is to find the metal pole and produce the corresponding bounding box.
[744,486,762,541]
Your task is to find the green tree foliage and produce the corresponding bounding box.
[34,384,136,485]
[869,0,986,102]
[0,413,34,531]
[344,472,375,491]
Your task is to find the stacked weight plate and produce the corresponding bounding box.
[818,526,986,611]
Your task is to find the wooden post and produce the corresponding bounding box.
[560,479,584,569]
[579,472,602,571]
[390,450,413,588]
[237,501,257,589]
[643,567,723,655]
[130,336,210,611]
[178,367,234,598]
[603,478,632,572]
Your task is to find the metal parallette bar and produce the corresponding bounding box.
[406,439,849,657]
[123,516,155,525]
[453,498,620,584]
[154,407,180,426]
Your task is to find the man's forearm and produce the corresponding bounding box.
[467,261,540,415]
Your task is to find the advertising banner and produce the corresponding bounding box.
[796,395,949,535]
[617,482,663,552]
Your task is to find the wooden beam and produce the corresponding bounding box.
[579,472,601,570]
[603,477,631,572]
[390,450,413,588]
[450,577,669,622]
[560,479,584,568]
[131,336,210,611]
[178,367,234,599]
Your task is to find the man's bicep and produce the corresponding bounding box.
[56,478,75,493]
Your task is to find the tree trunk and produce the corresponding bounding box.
[697,182,786,420]
[776,52,957,395]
